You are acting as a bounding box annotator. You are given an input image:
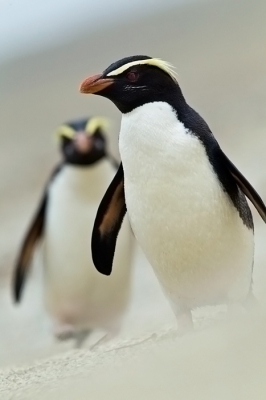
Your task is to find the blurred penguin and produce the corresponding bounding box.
[13,117,134,347]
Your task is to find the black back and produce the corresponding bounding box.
[171,104,253,228]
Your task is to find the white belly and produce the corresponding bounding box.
[119,102,253,309]
[43,160,133,331]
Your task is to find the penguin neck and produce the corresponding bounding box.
[61,158,114,198]
[119,101,203,178]
[120,101,183,152]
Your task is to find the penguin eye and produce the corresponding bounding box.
[126,71,139,82]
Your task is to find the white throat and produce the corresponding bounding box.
[120,101,181,156]
[119,101,198,182]
[57,159,113,200]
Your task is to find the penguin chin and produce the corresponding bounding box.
[63,145,107,166]
[94,141,104,151]
[64,144,76,159]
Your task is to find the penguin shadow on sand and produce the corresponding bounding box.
[12,117,134,349]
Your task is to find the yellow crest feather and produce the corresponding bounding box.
[54,125,75,140]
[106,58,177,81]
[85,117,110,135]
[53,117,110,142]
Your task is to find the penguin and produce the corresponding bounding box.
[79,56,266,333]
[13,117,134,347]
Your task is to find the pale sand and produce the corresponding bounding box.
[1,0,266,398]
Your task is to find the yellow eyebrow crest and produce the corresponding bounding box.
[106,58,177,81]
[54,125,75,139]
[85,117,110,135]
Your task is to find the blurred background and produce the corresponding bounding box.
[1,0,266,397]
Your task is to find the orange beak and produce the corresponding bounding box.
[79,74,114,94]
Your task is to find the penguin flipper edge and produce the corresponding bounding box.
[91,163,127,276]
[221,150,266,223]
[13,192,47,302]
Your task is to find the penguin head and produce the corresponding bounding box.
[79,55,186,113]
[54,117,108,166]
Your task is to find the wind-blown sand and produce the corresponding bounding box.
[2,312,266,399]
[1,0,266,398]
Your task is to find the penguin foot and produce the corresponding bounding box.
[54,324,75,342]
[169,300,194,336]
[176,310,194,336]
[75,330,91,349]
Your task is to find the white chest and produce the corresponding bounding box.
[45,161,112,271]
[119,102,253,307]
[43,160,133,329]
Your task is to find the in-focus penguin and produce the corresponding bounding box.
[13,117,133,347]
[80,56,266,333]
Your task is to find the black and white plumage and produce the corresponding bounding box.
[13,117,133,347]
[80,56,266,333]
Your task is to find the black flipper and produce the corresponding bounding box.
[91,163,126,275]
[13,193,47,302]
[13,164,62,302]
[221,150,266,223]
